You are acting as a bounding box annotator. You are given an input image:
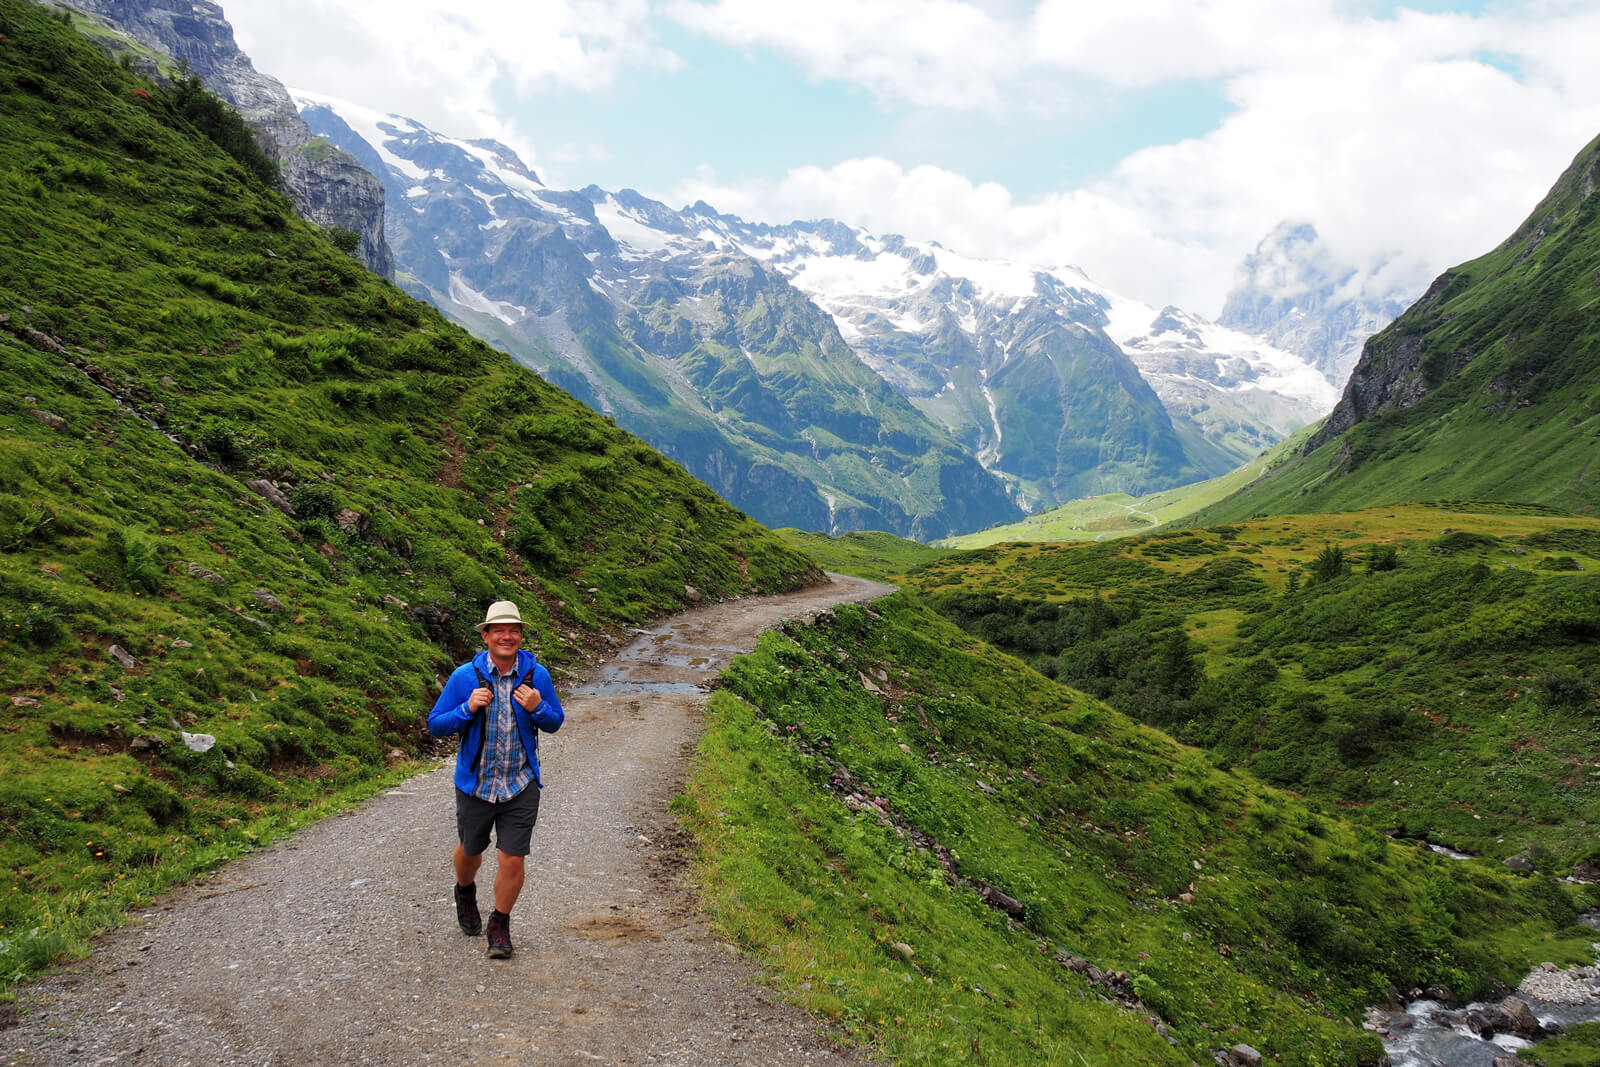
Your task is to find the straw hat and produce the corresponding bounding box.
[476,600,524,631]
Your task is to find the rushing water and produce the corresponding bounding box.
[1378,913,1600,1067]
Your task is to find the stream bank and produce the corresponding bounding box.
[1371,913,1600,1066]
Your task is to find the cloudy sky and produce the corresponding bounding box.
[220,0,1600,317]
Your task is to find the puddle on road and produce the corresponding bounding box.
[614,640,744,661]
[572,681,705,696]
[611,652,705,669]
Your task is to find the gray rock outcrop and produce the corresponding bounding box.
[49,0,394,279]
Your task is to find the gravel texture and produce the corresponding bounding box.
[7,574,895,1066]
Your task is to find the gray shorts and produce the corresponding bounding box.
[456,785,541,858]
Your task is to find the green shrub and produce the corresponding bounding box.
[110,524,164,592]
[1,600,68,650]
[195,418,254,468]
[1538,667,1594,710]
[1,501,59,551]
[289,482,339,521]
[322,226,360,255]
[1311,543,1348,583]
[1430,530,1499,554]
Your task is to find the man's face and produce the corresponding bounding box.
[482,623,524,661]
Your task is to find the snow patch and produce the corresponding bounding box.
[930,248,1039,302]
[293,88,429,181]
[978,383,1003,468]
[445,138,545,200]
[447,273,521,326]
[786,250,917,302]
[590,196,683,254]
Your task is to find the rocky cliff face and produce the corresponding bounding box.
[55,0,393,279]
[1303,274,1459,450]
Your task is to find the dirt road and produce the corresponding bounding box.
[8,574,895,1065]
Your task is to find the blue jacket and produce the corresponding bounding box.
[427,649,564,795]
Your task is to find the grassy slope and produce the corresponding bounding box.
[905,504,1600,867]
[936,431,1310,549]
[681,596,1595,1066]
[1188,134,1600,527]
[772,528,957,584]
[0,0,818,988]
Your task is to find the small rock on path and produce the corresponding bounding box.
[8,574,894,1066]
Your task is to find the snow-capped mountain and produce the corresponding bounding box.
[1109,303,1339,468]
[692,214,1339,486]
[1218,222,1414,387]
[297,92,1022,538]
[297,92,1339,532]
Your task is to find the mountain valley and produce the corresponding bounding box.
[296,92,1365,535]
[3,3,1599,1065]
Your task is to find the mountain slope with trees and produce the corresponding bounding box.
[907,504,1600,868]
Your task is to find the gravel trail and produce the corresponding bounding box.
[8,574,895,1066]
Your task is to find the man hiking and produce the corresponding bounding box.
[427,599,564,958]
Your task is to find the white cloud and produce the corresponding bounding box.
[665,0,1026,112]
[667,1,1600,315]
[1028,0,1327,87]
[223,0,673,173]
[221,0,1600,316]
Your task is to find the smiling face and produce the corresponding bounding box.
[481,623,524,671]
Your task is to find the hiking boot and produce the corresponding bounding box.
[454,883,482,936]
[486,909,513,959]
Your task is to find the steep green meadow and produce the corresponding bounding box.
[1189,133,1600,525]
[774,528,958,583]
[904,504,1600,869]
[936,431,1307,549]
[0,0,816,989]
[681,596,1595,1065]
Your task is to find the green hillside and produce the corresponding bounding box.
[936,430,1311,549]
[0,0,817,987]
[681,595,1596,1065]
[906,504,1600,866]
[1190,133,1600,525]
[773,527,957,583]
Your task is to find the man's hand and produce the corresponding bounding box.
[512,684,540,711]
[467,686,492,713]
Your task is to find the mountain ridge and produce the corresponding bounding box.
[1218,221,1410,387]
[299,91,1024,538]
[296,93,1349,530]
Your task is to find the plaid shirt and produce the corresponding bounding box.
[472,662,535,802]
